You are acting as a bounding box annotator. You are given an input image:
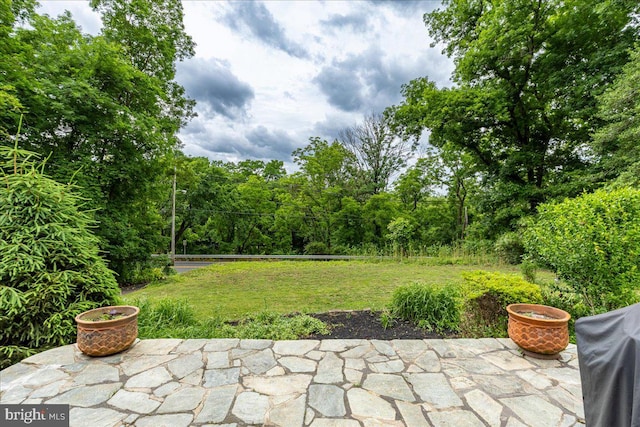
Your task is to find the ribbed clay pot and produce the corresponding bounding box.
[75,305,139,356]
[507,303,570,356]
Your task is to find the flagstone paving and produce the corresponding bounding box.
[0,338,584,426]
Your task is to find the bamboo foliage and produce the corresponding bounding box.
[0,144,120,368]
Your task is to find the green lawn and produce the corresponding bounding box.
[125,260,527,321]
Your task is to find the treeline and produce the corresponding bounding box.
[2,0,639,284]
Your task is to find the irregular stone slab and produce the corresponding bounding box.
[363,373,415,402]
[30,379,69,398]
[515,370,554,389]
[404,373,463,409]
[174,339,208,353]
[203,339,239,352]
[414,350,441,372]
[0,364,38,390]
[240,349,277,374]
[538,367,581,386]
[500,395,563,427]
[120,355,177,376]
[69,407,127,427]
[344,368,363,385]
[125,366,172,388]
[206,351,230,369]
[125,339,181,355]
[371,340,396,357]
[240,339,272,350]
[309,384,346,417]
[232,391,269,424]
[473,374,536,397]
[154,381,181,397]
[0,384,31,403]
[392,340,429,361]
[266,366,286,376]
[74,363,119,385]
[344,358,365,370]
[428,340,473,358]
[319,339,365,352]
[310,419,361,427]
[347,387,396,420]
[268,394,306,427]
[135,414,193,427]
[396,401,429,427]
[107,389,161,413]
[341,344,372,359]
[442,358,503,375]
[21,366,69,387]
[369,359,405,373]
[428,409,485,426]
[194,385,237,424]
[464,389,503,427]
[547,386,585,419]
[22,345,76,366]
[505,418,528,427]
[203,368,240,387]
[480,351,535,371]
[273,340,319,355]
[183,368,204,385]
[450,338,504,354]
[362,420,404,427]
[279,356,317,373]
[168,353,204,378]
[47,382,122,407]
[243,374,312,396]
[157,386,206,413]
[314,352,343,383]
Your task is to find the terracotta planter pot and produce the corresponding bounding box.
[75,305,139,356]
[507,303,570,356]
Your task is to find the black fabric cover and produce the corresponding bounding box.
[575,302,640,427]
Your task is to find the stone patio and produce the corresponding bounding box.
[0,338,585,426]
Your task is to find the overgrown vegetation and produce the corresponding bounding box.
[388,271,543,338]
[390,282,461,333]
[0,145,120,369]
[134,299,329,340]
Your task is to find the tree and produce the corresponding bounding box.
[391,0,639,231]
[293,138,352,248]
[0,3,195,282]
[0,145,119,368]
[338,112,416,197]
[592,44,640,187]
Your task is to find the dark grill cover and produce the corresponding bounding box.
[575,302,640,427]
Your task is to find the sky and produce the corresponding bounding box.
[37,1,454,171]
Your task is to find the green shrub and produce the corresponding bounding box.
[461,271,542,337]
[0,146,120,368]
[494,232,525,264]
[520,259,538,283]
[523,188,640,314]
[390,282,461,333]
[304,241,330,255]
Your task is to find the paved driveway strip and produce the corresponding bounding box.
[0,338,584,426]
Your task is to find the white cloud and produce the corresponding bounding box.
[36,0,453,169]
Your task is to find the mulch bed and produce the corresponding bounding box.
[304,310,457,340]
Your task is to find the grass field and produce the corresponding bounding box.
[124,260,529,321]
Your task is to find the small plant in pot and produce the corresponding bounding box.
[75,305,140,356]
[506,303,571,358]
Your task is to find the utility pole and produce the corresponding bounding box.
[171,167,176,265]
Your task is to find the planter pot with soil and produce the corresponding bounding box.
[506,303,571,358]
[75,305,140,356]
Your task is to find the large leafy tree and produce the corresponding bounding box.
[1,1,195,282]
[391,0,639,232]
[592,44,640,187]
